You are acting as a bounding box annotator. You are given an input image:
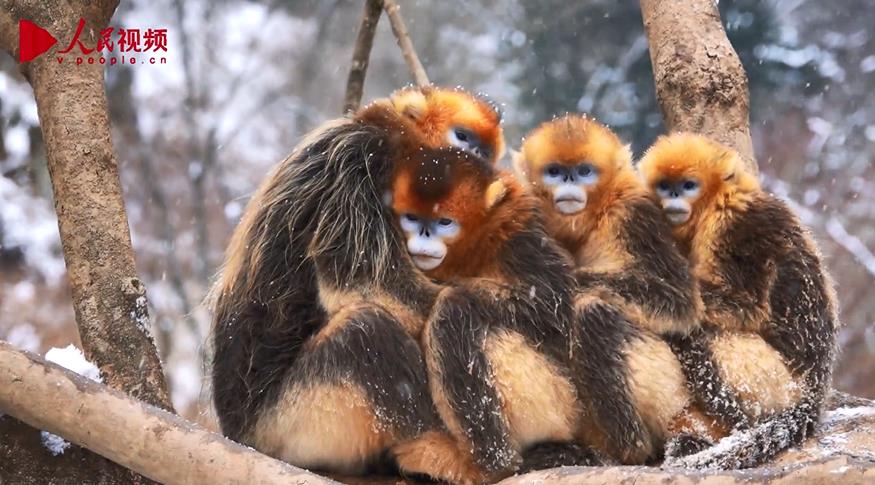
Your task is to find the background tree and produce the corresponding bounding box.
[0,0,171,481]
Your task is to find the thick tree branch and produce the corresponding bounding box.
[500,392,875,484]
[343,0,383,114]
[500,457,875,484]
[640,0,756,171]
[0,341,335,485]
[382,0,430,87]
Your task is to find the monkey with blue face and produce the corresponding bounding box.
[389,144,612,479]
[639,133,839,469]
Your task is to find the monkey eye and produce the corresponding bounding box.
[546,165,562,177]
[657,180,672,191]
[448,127,484,158]
[682,180,699,191]
[404,213,419,222]
[438,218,454,226]
[577,164,597,178]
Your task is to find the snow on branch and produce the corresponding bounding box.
[0,341,333,485]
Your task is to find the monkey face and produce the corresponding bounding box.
[654,178,700,225]
[447,126,493,160]
[540,162,600,215]
[397,213,460,270]
[515,115,630,220]
[638,132,761,232]
[390,86,505,164]
[390,146,500,274]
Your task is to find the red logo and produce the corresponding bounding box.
[18,19,167,66]
[19,19,57,62]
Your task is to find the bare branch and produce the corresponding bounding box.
[825,217,875,280]
[382,0,430,87]
[640,0,756,171]
[344,0,383,114]
[0,341,335,485]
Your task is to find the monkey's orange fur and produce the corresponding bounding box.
[392,158,532,281]
[515,116,642,262]
[638,133,760,255]
[391,86,505,163]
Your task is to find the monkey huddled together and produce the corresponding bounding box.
[210,86,838,483]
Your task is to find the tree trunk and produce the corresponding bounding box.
[0,0,172,411]
[0,342,335,485]
[640,0,756,171]
[0,1,172,482]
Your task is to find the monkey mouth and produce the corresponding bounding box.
[411,253,445,271]
[555,197,586,215]
[664,208,690,225]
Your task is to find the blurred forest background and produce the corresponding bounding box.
[1,0,873,421]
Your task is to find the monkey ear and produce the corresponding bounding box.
[510,149,527,177]
[485,180,509,210]
[392,90,427,121]
[617,144,634,169]
[719,150,741,182]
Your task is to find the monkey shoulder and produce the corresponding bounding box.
[716,193,812,271]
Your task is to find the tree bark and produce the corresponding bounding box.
[640,0,756,171]
[382,0,430,87]
[343,0,383,114]
[500,393,875,484]
[0,2,172,482]
[0,341,335,485]
[0,0,172,411]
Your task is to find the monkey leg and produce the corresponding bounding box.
[662,331,806,463]
[709,331,804,419]
[572,295,656,464]
[423,287,581,478]
[519,441,608,472]
[248,302,475,481]
[391,431,486,485]
[574,294,729,464]
[421,287,519,476]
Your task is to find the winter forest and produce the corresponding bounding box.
[1,0,875,483]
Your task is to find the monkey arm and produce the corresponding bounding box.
[760,245,838,396]
[422,286,519,476]
[665,329,752,431]
[698,278,771,333]
[573,268,699,337]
